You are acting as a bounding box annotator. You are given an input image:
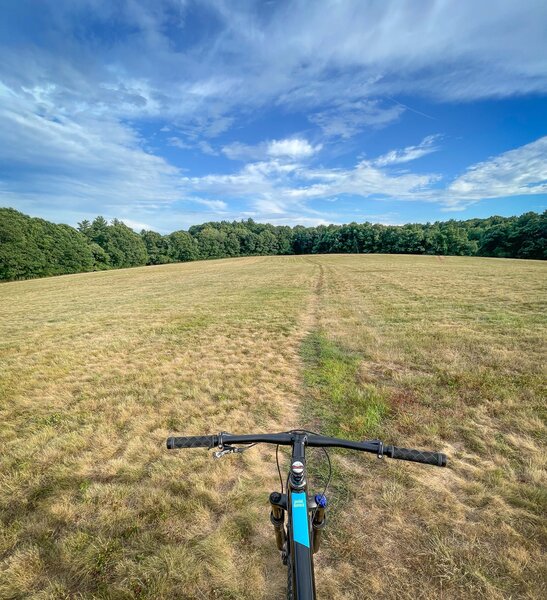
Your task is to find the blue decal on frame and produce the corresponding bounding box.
[291,492,310,548]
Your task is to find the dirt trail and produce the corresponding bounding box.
[275,257,325,429]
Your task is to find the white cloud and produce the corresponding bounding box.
[0,83,183,211]
[373,135,441,167]
[267,138,321,159]
[222,137,321,162]
[0,82,231,229]
[184,135,440,207]
[166,136,218,155]
[254,199,289,215]
[309,100,405,138]
[120,218,156,232]
[192,198,228,211]
[221,141,257,161]
[447,136,547,200]
[286,162,438,201]
[240,212,331,227]
[197,141,218,156]
[183,135,547,220]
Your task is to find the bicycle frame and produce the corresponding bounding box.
[270,432,317,599]
[289,433,316,598]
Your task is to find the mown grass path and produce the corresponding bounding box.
[1,255,545,599]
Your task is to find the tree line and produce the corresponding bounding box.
[0,207,545,281]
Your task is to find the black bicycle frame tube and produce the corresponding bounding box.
[288,433,316,599]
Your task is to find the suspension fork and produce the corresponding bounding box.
[269,491,286,552]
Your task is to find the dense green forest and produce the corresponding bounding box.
[0,207,545,281]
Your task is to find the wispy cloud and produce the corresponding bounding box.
[0,82,227,228]
[2,1,546,132]
[267,138,321,159]
[222,137,321,162]
[221,142,258,161]
[0,83,182,209]
[373,135,441,167]
[185,135,547,217]
[185,135,441,209]
[192,198,228,211]
[309,100,405,139]
[447,136,547,202]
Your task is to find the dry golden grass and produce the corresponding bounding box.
[0,255,545,599]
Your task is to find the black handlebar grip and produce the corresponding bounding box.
[385,445,447,466]
[166,435,218,449]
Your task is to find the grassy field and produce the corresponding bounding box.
[0,255,545,599]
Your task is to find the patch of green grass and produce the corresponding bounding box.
[301,330,389,439]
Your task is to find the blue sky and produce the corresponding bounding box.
[1,0,546,232]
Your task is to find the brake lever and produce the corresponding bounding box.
[213,445,245,459]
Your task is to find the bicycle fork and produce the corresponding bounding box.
[269,491,327,557]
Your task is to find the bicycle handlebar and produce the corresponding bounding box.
[166,431,447,467]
